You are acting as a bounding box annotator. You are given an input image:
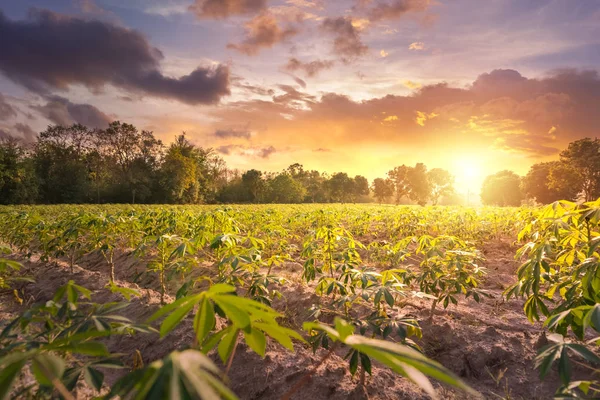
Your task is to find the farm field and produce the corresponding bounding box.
[1,202,599,400]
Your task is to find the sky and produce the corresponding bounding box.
[0,0,599,195]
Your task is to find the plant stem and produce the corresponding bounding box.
[224,333,239,376]
[37,359,76,400]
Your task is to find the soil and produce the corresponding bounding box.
[0,238,569,399]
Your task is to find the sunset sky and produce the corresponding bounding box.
[0,0,599,194]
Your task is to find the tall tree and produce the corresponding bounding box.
[407,163,430,206]
[371,178,394,203]
[161,134,201,203]
[269,173,306,203]
[327,172,354,203]
[98,121,163,203]
[558,138,600,201]
[33,124,94,203]
[387,165,410,204]
[523,161,580,203]
[427,168,454,205]
[352,175,370,202]
[241,169,266,203]
[0,138,38,204]
[481,170,523,206]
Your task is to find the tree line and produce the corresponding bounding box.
[0,122,457,205]
[0,122,595,205]
[481,138,600,206]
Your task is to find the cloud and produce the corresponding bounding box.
[403,80,421,89]
[272,85,316,108]
[0,9,230,105]
[33,95,111,128]
[286,0,324,9]
[227,13,298,55]
[214,128,252,139]
[283,58,335,77]
[207,68,600,159]
[293,76,307,88]
[189,0,267,19]
[14,123,37,143]
[233,79,276,96]
[414,110,438,126]
[409,41,425,50]
[0,123,37,142]
[366,0,431,21]
[383,115,398,122]
[321,17,369,62]
[217,144,277,158]
[0,93,17,120]
[494,134,560,157]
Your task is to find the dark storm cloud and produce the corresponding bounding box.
[0,9,230,105]
[33,96,111,128]
[189,0,267,19]
[227,13,298,56]
[283,58,335,77]
[0,93,17,120]
[321,17,368,61]
[215,128,251,139]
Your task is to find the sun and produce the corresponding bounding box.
[451,156,486,195]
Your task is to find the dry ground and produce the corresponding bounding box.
[1,239,568,399]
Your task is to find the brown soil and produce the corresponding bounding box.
[1,238,566,399]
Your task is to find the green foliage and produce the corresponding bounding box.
[304,318,478,399]
[0,280,151,399]
[481,170,524,206]
[507,199,600,397]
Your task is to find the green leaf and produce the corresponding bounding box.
[159,297,199,338]
[218,328,239,364]
[193,297,216,345]
[83,367,104,391]
[212,297,251,330]
[0,360,25,400]
[146,293,202,324]
[31,353,66,387]
[360,353,372,375]
[243,328,266,357]
[349,350,359,375]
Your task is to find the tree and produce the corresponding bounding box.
[97,121,163,203]
[161,135,200,203]
[481,170,523,206]
[558,138,600,201]
[0,138,38,204]
[407,163,430,206]
[387,165,410,204]
[523,161,580,204]
[326,172,354,203]
[352,175,370,202]
[33,125,94,203]
[242,169,266,203]
[269,173,306,203]
[427,168,454,205]
[371,178,394,203]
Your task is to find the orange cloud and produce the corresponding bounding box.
[409,41,425,50]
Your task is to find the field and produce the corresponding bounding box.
[1,202,599,399]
